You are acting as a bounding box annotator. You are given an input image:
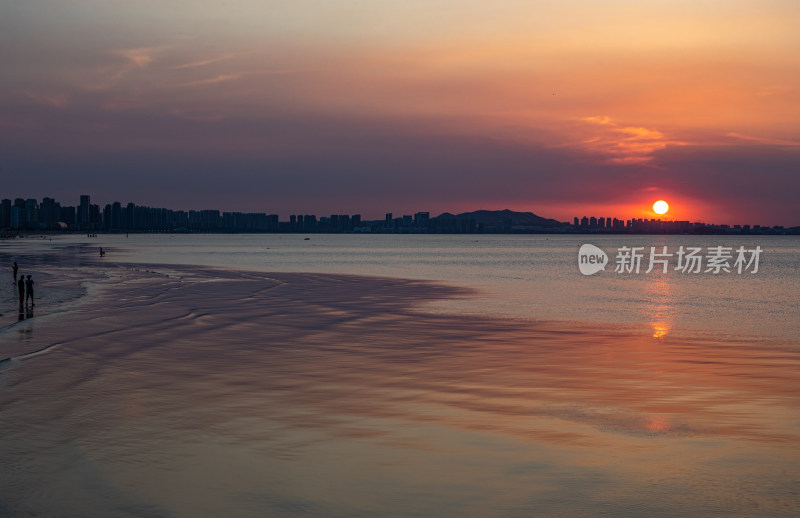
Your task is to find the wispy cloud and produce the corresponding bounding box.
[726,132,800,147]
[178,68,301,88]
[172,53,240,70]
[575,116,686,165]
[24,91,69,108]
[87,46,167,90]
[181,73,244,87]
[116,47,160,68]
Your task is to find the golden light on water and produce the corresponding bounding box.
[651,323,670,339]
[646,276,674,339]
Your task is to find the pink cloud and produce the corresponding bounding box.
[575,116,686,165]
[24,91,69,108]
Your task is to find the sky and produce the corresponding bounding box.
[1,0,798,225]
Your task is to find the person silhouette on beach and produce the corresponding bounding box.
[17,275,25,306]
[25,275,34,306]
[99,247,105,257]
[13,261,18,283]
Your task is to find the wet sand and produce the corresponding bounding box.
[1,254,799,517]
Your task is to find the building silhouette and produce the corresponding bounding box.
[0,194,797,235]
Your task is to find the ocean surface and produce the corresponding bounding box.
[1,233,799,517]
[27,232,800,340]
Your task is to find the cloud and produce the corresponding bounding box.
[85,46,167,90]
[575,116,686,165]
[726,132,800,147]
[181,73,243,86]
[581,115,613,125]
[116,47,159,68]
[172,53,240,70]
[178,68,301,87]
[24,91,69,108]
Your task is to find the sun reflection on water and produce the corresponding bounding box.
[644,274,675,339]
[651,323,669,339]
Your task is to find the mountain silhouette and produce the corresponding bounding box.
[434,209,563,228]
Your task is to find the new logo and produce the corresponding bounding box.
[578,244,608,275]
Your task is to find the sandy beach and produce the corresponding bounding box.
[1,245,800,517]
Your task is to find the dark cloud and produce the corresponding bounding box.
[4,101,797,226]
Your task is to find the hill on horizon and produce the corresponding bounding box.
[433,209,564,228]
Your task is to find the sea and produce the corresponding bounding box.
[1,233,799,518]
[37,232,800,341]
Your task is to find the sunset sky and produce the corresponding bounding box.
[2,0,798,224]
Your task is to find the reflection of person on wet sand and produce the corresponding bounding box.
[13,261,18,282]
[25,275,34,306]
[17,276,25,306]
[17,304,33,322]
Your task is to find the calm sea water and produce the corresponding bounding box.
[38,233,800,342]
[2,233,800,517]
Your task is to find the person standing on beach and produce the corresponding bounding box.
[13,261,18,283]
[17,275,25,306]
[25,275,34,306]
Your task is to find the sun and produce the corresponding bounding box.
[653,200,669,215]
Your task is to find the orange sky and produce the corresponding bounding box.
[1,0,799,223]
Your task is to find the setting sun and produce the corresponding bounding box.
[653,200,669,215]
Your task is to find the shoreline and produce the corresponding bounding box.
[2,237,798,349]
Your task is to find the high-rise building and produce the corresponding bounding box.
[112,202,122,230]
[103,204,113,230]
[26,199,40,229]
[89,204,100,229]
[40,197,60,228]
[126,202,136,230]
[60,206,76,228]
[0,199,11,228]
[78,195,90,228]
[10,205,27,229]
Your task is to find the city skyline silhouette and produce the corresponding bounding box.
[2,194,797,235]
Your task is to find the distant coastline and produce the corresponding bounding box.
[2,196,798,236]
